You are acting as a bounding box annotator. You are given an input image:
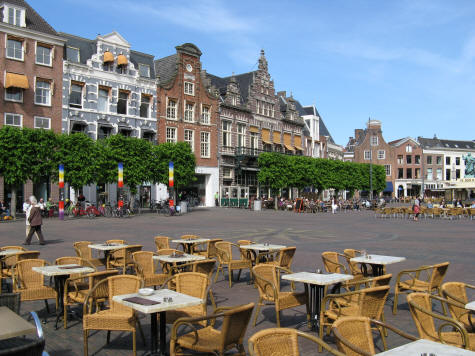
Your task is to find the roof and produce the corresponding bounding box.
[130,50,156,78]
[154,54,178,85]
[60,32,95,64]
[1,0,58,36]
[302,105,321,117]
[388,137,419,147]
[207,71,255,103]
[319,118,335,144]
[418,137,475,150]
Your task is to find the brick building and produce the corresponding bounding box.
[0,0,64,209]
[155,43,219,207]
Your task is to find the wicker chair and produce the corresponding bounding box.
[214,242,252,288]
[263,247,296,269]
[319,285,390,352]
[156,249,182,275]
[12,259,57,321]
[132,251,168,288]
[343,249,367,280]
[252,264,307,327]
[63,270,118,329]
[194,238,223,258]
[107,245,143,274]
[249,327,345,356]
[180,234,199,240]
[0,292,20,313]
[169,303,254,356]
[332,316,418,356]
[105,239,127,244]
[83,275,144,356]
[1,251,40,293]
[393,262,449,315]
[322,251,349,274]
[154,236,170,250]
[441,281,475,331]
[73,241,106,268]
[0,312,46,356]
[407,292,475,351]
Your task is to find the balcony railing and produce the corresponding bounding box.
[235,147,301,156]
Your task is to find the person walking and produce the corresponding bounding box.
[214,192,219,207]
[413,196,420,221]
[23,196,46,245]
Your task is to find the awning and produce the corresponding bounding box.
[103,51,114,63]
[294,135,303,150]
[249,126,259,134]
[5,73,29,89]
[284,144,295,151]
[273,131,281,145]
[261,129,271,144]
[117,54,128,66]
[384,181,394,192]
[283,133,294,151]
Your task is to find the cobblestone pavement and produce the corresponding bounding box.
[0,208,474,355]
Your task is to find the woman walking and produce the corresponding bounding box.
[23,196,46,245]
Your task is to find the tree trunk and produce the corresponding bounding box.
[10,186,17,219]
[274,194,278,210]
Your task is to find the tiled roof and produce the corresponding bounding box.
[154,54,178,85]
[60,32,95,64]
[319,118,334,144]
[2,0,58,36]
[207,71,255,103]
[418,137,475,150]
[130,50,156,78]
[302,105,321,118]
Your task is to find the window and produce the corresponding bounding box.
[415,168,421,178]
[184,82,194,95]
[7,39,23,60]
[406,145,412,153]
[166,99,177,119]
[250,132,258,153]
[69,83,83,108]
[398,168,404,179]
[184,129,194,152]
[117,91,128,115]
[237,124,245,148]
[97,88,109,112]
[364,150,372,160]
[5,6,24,26]
[256,100,261,115]
[377,150,385,159]
[200,132,210,158]
[456,169,460,179]
[98,125,112,140]
[406,155,412,164]
[184,103,194,122]
[371,135,378,146]
[4,113,22,127]
[406,168,412,179]
[384,164,391,176]
[166,127,177,143]
[446,169,451,180]
[36,45,52,66]
[223,167,232,179]
[201,106,210,124]
[5,87,23,102]
[271,104,275,118]
[138,64,150,77]
[142,131,155,142]
[35,80,51,106]
[415,155,420,164]
[34,116,50,129]
[103,62,113,72]
[446,156,451,165]
[436,156,442,165]
[436,168,442,180]
[427,156,432,165]
[66,46,80,63]
[231,96,237,106]
[140,95,150,118]
[222,121,231,147]
[397,155,403,164]
[426,168,433,180]
[456,157,460,165]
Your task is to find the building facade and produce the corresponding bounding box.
[0,0,64,208]
[61,31,157,204]
[155,43,219,207]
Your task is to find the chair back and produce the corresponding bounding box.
[192,259,216,279]
[55,256,84,266]
[181,234,199,240]
[174,272,209,300]
[207,238,223,258]
[441,282,470,323]
[369,274,392,287]
[237,240,253,245]
[14,259,47,289]
[275,247,296,269]
[407,292,438,340]
[106,239,126,244]
[0,246,26,251]
[343,249,362,277]
[253,264,278,301]
[154,236,170,250]
[4,251,40,269]
[332,316,376,356]
[220,303,254,351]
[73,241,92,259]
[215,242,232,263]
[322,251,347,274]
[124,245,143,266]
[358,285,390,319]
[87,270,119,300]
[428,262,449,289]
[108,275,142,313]
[0,292,21,313]
[157,248,180,255]
[132,251,155,276]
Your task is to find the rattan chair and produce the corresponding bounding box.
[343,249,367,280]
[83,275,144,356]
[105,239,127,244]
[170,303,254,356]
[0,292,20,313]
[73,241,106,268]
[252,264,307,327]
[1,251,40,293]
[107,245,143,274]
[319,285,390,352]
[63,270,118,329]
[442,281,475,331]
[249,327,345,356]
[322,251,349,274]
[332,316,418,356]
[215,242,252,288]
[153,236,170,251]
[132,251,168,288]
[194,238,223,258]
[393,262,449,315]
[263,247,296,269]
[407,292,475,350]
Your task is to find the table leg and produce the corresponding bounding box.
[150,313,158,354]
[159,311,167,355]
[298,284,324,331]
[54,275,67,330]
[372,264,384,276]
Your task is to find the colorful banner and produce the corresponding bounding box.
[169,161,174,188]
[59,164,64,220]
[118,163,124,188]
[58,164,64,188]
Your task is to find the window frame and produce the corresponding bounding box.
[184,82,194,96]
[201,105,210,124]
[33,116,51,130]
[138,63,150,78]
[370,135,378,146]
[364,150,372,160]
[4,113,22,127]
[4,87,23,102]
[6,38,24,61]
[35,43,52,67]
[166,98,177,120]
[384,164,391,176]
[117,90,129,115]
[406,145,412,153]
[66,46,80,63]
[377,149,385,160]
[166,127,177,143]
[184,129,194,152]
[69,82,84,108]
[200,131,210,158]
[406,155,412,164]
[222,121,232,147]
[140,94,151,118]
[97,87,109,112]
[237,124,246,148]
[34,79,52,106]
[184,102,195,122]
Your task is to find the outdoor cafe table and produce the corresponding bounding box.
[350,254,406,276]
[375,339,475,355]
[0,249,24,257]
[32,264,94,329]
[282,272,353,330]
[171,238,210,254]
[153,253,204,274]
[240,243,286,263]
[465,301,475,311]
[113,288,203,356]
[0,306,36,340]
[88,243,128,263]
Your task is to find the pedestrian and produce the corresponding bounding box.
[23,198,32,238]
[23,196,46,245]
[413,196,420,221]
[331,197,337,214]
[214,191,219,207]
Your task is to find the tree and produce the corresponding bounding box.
[258,153,291,209]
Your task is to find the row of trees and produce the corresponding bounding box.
[258,152,386,208]
[0,126,196,217]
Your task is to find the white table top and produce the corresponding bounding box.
[88,243,128,251]
[282,272,354,286]
[0,249,23,257]
[465,301,475,311]
[351,254,406,265]
[171,238,210,244]
[153,253,205,264]
[240,244,286,252]
[113,288,203,314]
[376,339,475,355]
[0,307,36,340]
[32,264,95,277]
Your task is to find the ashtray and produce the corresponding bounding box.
[138,288,154,296]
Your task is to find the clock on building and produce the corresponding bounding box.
[186,64,193,72]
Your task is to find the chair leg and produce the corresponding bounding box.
[44,299,50,314]
[209,289,217,311]
[228,268,232,288]
[275,308,281,328]
[318,318,325,352]
[214,264,220,283]
[83,330,88,356]
[237,269,242,281]
[64,303,68,329]
[133,331,136,356]
[378,325,388,350]
[107,330,111,344]
[252,300,262,326]
[392,288,399,315]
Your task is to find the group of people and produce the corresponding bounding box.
[0,200,10,218]
[22,196,46,245]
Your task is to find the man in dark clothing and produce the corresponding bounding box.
[24,196,46,245]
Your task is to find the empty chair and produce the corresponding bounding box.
[442,281,475,331]
[2,251,40,293]
[73,241,106,268]
[214,242,251,287]
[132,251,168,288]
[105,239,127,244]
[107,245,143,274]
[263,247,296,269]
[194,238,223,258]
[322,251,349,274]
[153,236,170,251]
[343,249,366,281]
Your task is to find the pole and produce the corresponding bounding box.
[168,162,174,208]
[421,149,425,200]
[118,163,124,210]
[58,164,64,220]
[369,118,373,201]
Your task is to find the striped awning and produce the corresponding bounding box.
[5,73,29,89]
[103,51,114,63]
[273,131,281,145]
[294,135,303,150]
[117,54,128,66]
[249,126,259,133]
[261,129,271,144]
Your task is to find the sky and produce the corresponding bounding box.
[28,0,475,146]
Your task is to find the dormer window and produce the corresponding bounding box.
[2,5,26,27]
